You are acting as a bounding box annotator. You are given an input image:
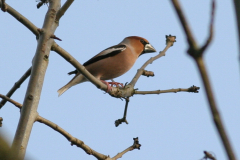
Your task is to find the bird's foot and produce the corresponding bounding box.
[108,82,124,88]
[101,80,112,93]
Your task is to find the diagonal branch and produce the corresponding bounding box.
[171,1,236,160]
[233,0,240,68]
[129,35,176,87]
[112,137,141,160]
[0,67,32,109]
[0,1,39,36]
[0,94,141,160]
[36,116,108,160]
[170,0,198,52]
[51,42,108,91]
[56,0,74,22]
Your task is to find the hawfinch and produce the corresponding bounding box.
[58,36,156,96]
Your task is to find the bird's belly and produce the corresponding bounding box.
[86,56,135,80]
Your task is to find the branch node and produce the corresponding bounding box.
[27,95,33,100]
[188,85,200,93]
[133,137,141,150]
[142,70,155,77]
[1,0,8,12]
[166,34,176,46]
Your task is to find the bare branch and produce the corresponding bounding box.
[129,35,176,87]
[10,1,61,159]
[171,0,198,52]
[36,116,108,160]
[135,85,200,95]
[170,1,236,160]
[0,95,143,160]
[0,67,31,109]
[0,1,39,36]
[56,0,74,22]
[0,94,22,109]
[233,0,240,64]
[112,137,141,160]
[200,0,215,53]
[115,97,130,127]
[51,42,108,91]
[202,151,216,160]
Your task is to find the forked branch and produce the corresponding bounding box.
[171,0,236,159]
[0,94,140,160]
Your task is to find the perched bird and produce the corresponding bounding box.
[58,36,156,96]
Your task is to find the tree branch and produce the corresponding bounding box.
[233,0,240,67]
[36,116,108,160]
[171,1,236,160]
[0,94,141,160]
[56,0,74,22]
[134,85,200,95]
[0,67,31,109]
[10,1,61,159]
[0,1,39,36]
[112,137,141,160]
[129,35,176,87]
[115,97,130,127]
[52,42,109,91]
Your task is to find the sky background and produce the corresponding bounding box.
[1,0,240,160]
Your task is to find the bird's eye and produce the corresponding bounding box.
[140,39,147,45]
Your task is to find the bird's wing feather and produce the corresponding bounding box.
[83,44,126,66]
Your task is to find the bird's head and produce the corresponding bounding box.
[122,36,156,56]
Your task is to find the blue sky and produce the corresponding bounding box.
[0,0,239,160]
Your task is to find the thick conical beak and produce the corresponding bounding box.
[144,43,156,53]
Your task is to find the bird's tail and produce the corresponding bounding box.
[57,74,86,97]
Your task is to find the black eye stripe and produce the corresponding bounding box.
[140,39,148,45]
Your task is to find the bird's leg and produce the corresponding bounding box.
[100,80,112,92]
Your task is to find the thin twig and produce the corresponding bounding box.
[0,94,22,109]
[135,85,200,95]
[200,0,215,54]
[202,151,216,160]
[129,35,176,86]
[171,1,236,160]
[233,0,240,65]
[0,1,39,36]
[115,97,130,127]
[112,137,141,160]
[56,0,74,22]
[0,67,31,109]
[171,0,198,52]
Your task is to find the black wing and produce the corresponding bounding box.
[83,44,126,66]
